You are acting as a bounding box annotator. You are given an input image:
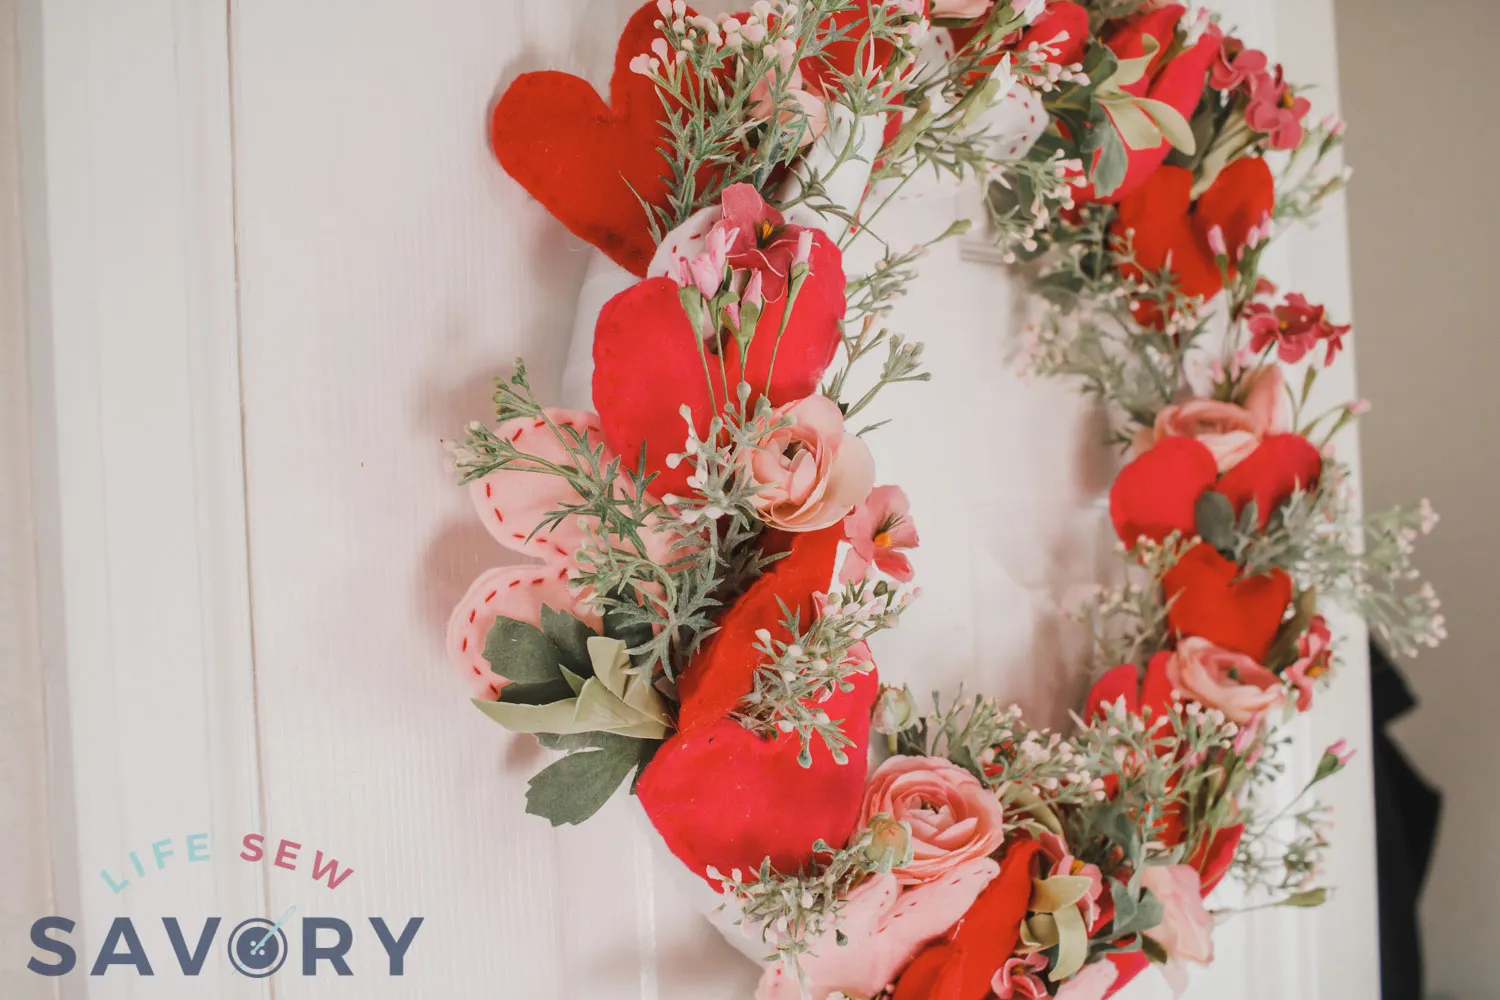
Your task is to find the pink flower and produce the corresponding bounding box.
[1245,66,1312,150]
[1055,960,1121,1000]
[1165,637,1286,724]
[1038,831,1105,930]
[1149,399,1265,472]
[1285,614,1333,712]
[1209,37,1269,92]
[840,485,920,583]
[672,222,736,299]
[1138,864,1215,991]
[753,859,1000,1000]
[930,0,994,17]
[719,184,818,302]
[741,395,876,533]
[1325,738,1355,767]
[992,953,1049,999]
[1205,224,1228,258]
[858,755,1007,885]
[1239,364,1288,433]
[748,44,827,150]
[1246,292,1350,365]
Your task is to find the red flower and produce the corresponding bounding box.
[1246,291,1351,365]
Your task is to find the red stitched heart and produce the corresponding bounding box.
[591,240,845,500]
[677,524,844,732]
[1213,432,1323,531]
[1109,436,1220,547]
[891,840,1043,1000]
[636,664,878,881]
[490,3,678,276]
[1163,543,1292,661]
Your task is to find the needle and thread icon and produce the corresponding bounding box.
[253,906,297,956]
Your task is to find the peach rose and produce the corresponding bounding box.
[858,755,1006,885]
[931,0,994,17]
[1138,864,1214,992]
[1165,637,1286,724]
[1144,366,1288,473]
[742,395,876,532]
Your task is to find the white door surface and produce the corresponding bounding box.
[10,1,1379,998]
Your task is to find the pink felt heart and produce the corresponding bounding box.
[447,564,600,697]
[637,664,879,881]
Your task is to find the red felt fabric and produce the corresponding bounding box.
[676,525,845,732]
[891,840,1044,1000]
[1163,543,1293,662]
[1108,436,1220,547]
[490,3,683,275]
[636,663,879,881]
[1213,432,1324,531]
[591,237,845,499]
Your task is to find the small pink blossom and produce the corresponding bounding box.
[1246,292,1351,365]
[793,229,814,267]
[858,755,1007,885]
[992,953,1049,999]
[1206,224,1228,258]
[1246,67,1312,150]
[1285,614,1333,712]
[741,395,876,533]
[1209,38,1269,92]
[1166,637,1286,724]
[1326,738,1355,767]
[672,222,736,298]
[840,485,920,583]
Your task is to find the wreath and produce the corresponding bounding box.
[444,2,1444,998]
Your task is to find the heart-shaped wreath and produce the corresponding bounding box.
[448,2,1444,998]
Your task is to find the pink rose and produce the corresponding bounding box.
[1138,864,1214,991]
[858,755,1007,885]
[742,395,876,533]
[1150,399,1265,473]
[931,0,995,17]
[1055,960,1120,1000]
[1143,367,1286,473]
[1165,637,1285,724]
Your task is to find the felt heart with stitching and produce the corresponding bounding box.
[490,3,685,276]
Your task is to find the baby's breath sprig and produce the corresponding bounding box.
[735,576,915,765]
[710,822,899,977]
[1069,534,1193,669]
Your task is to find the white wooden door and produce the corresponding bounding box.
[12,1,1379,998]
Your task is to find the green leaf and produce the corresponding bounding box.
[1282,888,1330,908]
[483,616,564,684]
[535,730,644,754]
[1265,587,1319,673]
[540,605,597,677]
[524,743,646,827]
[1141,934,1170,964]
[1087,125,1129,198]
[1195,492,1237,554]
[1110,880,1164,938]
[491,680,574,706]
[603,605,654,658]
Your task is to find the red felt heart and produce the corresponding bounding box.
[1213,432,1323,531]
[490,4,678,276]
[1086,652,1175,726]
[636,664,878,880]
[1164,543,1292,661]
[1112,156,1274,325]
[1109,436,1220,547]
[591,241,846,499]
[677,525,844,732]
[892,840,1043,1000]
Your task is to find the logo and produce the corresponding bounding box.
[27,831,423,979]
